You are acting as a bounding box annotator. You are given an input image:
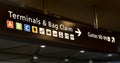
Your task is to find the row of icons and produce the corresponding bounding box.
[6,20,75,40]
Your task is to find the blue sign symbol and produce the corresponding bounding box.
[24,24,30,32]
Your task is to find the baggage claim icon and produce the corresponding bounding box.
[53,30,58,37]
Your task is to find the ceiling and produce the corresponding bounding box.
[0,38,120,63]
[0,0,120,63]
[7,0,120,33]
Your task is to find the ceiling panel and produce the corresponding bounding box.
[39,46,77,58]
[6,0,120,33]
[2,45,38,54]
[0,39,31,49]
[72,51,120,60]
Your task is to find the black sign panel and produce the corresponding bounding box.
[0,2,117,52]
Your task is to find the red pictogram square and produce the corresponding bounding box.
[6,20,14,29]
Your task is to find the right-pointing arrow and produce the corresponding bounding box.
[75,28,82,37]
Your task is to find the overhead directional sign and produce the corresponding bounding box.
[0,2,118,52]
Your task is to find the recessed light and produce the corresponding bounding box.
[40,45,46,48]
[80,50,85,53]
[89,60,93,63]
[107,62,112,63]
[33,56,38,60]
[108,54,112,57]
[64,58,69,62]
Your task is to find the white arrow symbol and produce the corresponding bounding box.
[75,28,82,37]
